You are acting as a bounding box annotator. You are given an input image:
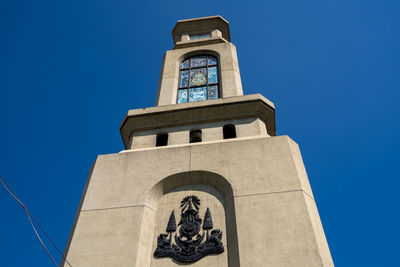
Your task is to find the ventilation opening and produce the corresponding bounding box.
[190,129,202,143]
[223,124,236,139]
[156,133,168,147]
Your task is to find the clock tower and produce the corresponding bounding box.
[62,16,334,267]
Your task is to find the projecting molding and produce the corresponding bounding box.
[120,94,276,149]
[172,15,231,44]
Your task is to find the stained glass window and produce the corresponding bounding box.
[190,68,207,86]
[177,55,220,103]
[179,70,189,88]
[189,87,207,102]
[180,59,189,69]
[208,56,217,66]
[208,66,218,84]
[177,89,188,104]
[190,33,211,40]
[191,56,207,68]
[208,85,219,99]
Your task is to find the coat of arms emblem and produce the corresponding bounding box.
[154,195,224,262]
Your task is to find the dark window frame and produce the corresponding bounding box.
[156,132,169,147]
[189,129,202,143]
[223,124,236,139]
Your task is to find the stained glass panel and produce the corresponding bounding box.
[191,56,207,68]
[190,68,207,86]
[179,70,189,88]
[190,33,210,40]
[180,59,189,69]
[208,85,219,99]
[177,89,188,104]
[189,87,207,102]
[208,56,217,66]
[208,66,218,84]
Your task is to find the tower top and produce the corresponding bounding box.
[155,15,242,106]
[172,15,231,48]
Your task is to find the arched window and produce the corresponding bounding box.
[189,129,202,143]
[223,124,236,139]
[156,132,168,147]
[177,55,219,103]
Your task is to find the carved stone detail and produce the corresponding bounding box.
[154,195,224,262]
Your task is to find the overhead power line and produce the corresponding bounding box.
[0,174,72,267]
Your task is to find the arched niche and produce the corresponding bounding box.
[147,171,240,267]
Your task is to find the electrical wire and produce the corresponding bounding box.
[28,210,72,267]
[23,206,58,266]
[0,174,72,267]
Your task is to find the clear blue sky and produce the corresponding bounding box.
[1,0,399,266]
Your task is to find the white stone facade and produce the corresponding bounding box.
[62,16,334,267]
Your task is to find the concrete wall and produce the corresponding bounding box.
[62,136,334,267]
[130,118,268,150]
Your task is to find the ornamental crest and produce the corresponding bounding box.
[190,69,207,86]
[154,195,224,262]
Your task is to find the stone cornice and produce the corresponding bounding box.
[120,94,276,149]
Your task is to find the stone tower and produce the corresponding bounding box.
[62,16,334,267]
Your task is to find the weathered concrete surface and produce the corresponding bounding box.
[130,118,268,150]
[62,136,334,267]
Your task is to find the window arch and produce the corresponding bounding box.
[177,55,220,103]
